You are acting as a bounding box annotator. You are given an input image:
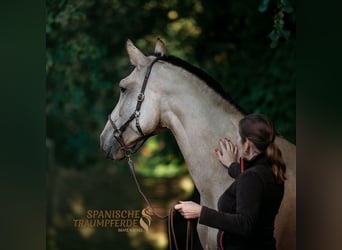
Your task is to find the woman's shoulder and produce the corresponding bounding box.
[245,163,281,186]
[241,161,272,178]
[245,163,272,178]
[228,162,241,178]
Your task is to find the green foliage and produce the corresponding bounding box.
[258,0,295,48]
[134,133,187,178]
[47,0,295,170]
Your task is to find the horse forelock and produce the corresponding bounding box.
[149,53,247,115]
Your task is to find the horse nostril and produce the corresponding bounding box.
[100,141,108,154]
[99,140,104,151]
[105,146,113,159]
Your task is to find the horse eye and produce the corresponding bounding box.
[120,87,126,93]
[127,64,136,74]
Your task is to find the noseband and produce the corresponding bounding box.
[108,57,160,157]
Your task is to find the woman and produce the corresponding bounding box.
[175,114,286,250]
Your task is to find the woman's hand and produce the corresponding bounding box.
[215,138,238,168]
[174,201,202,219]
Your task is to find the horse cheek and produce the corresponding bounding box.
[143,106,159,134]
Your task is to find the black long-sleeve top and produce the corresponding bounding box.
[199,154,284,250]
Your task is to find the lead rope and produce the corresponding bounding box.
[168,206,193,250]
[127,156,193,250]
[128,157,168,219]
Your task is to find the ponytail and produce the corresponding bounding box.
[266,142,287,183]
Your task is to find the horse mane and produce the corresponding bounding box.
[155,54,247,115]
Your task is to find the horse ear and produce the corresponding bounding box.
[154,38,167,56]
[126,39,148,68]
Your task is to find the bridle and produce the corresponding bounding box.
[107,56,194,250]
[108,56,160,158]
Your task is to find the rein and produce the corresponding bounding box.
[128,156,193,250]
[108,57,193,250]
[127,157,167,219]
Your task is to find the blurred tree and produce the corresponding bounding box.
[46,0,295,169]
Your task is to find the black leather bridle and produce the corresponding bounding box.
[108,57,160,158]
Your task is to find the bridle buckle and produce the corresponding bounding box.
[125,149,133,159]
[137,93,145,102]
[114,130,121,137]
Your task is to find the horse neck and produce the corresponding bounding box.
[156,63,244,206]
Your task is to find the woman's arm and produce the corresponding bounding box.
[198,171,263,237]
[228,162,241,178]
[174,201,202,219]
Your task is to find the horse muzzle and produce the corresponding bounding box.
[101,143,126,161]
[100,134,126,160]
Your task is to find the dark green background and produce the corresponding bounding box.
[1,0,342,250]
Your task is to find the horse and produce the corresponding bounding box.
[100,39,296,250]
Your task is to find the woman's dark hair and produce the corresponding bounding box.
[239,114,286,183]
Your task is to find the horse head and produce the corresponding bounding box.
[100,39,167,160]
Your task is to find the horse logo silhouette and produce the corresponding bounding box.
[139,207,153,232]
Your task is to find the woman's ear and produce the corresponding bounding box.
[245,138,259,154]
[244,138,251,151]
